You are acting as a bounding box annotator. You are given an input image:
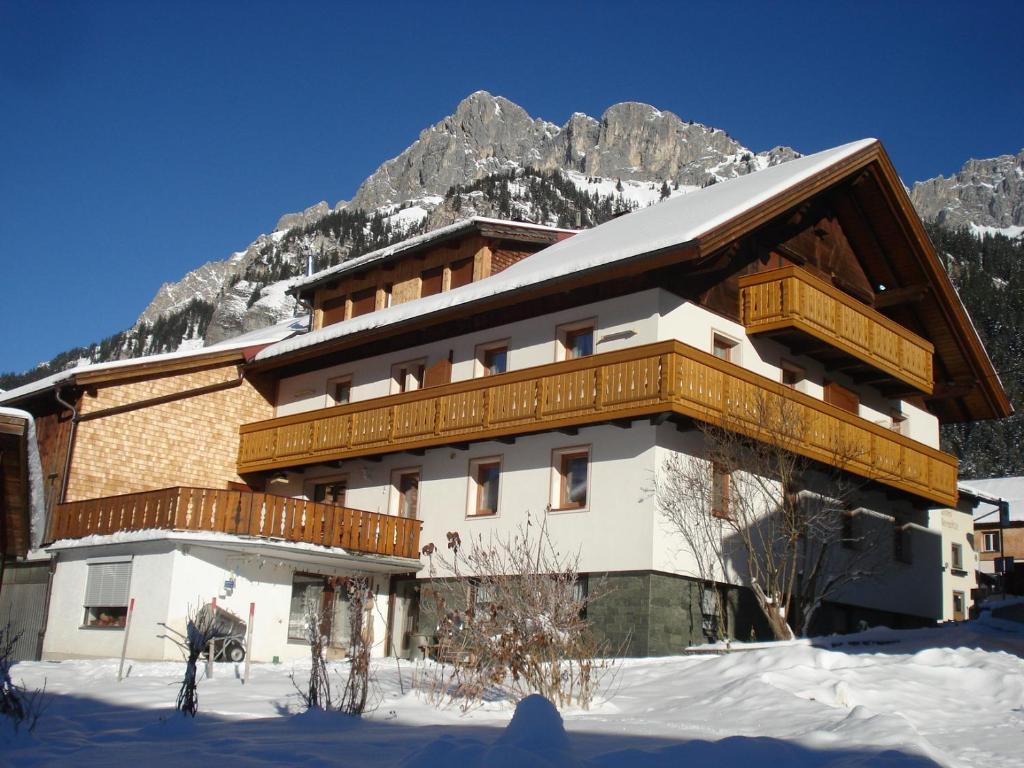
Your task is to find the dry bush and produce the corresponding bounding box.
[0,624,45,732]
[416,513,612,712]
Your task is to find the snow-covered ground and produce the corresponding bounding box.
[4,619,1023,767]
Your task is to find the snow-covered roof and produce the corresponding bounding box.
[0,314,308,405]
[259,139,877,363]
[289,216,577,293]
[959,477,1024,523]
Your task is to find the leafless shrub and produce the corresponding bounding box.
[416,512,613,712]
[175,602,232,717]
[0,624,46,732]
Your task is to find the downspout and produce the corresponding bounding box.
[54,386,78,506]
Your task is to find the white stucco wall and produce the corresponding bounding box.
[43,540,392,662]
[275,290,661,417]
[928,507,978,620]
[279,422,659,576]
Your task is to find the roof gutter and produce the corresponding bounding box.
[53,385,78,506]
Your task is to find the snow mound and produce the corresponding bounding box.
[402,694,579,768]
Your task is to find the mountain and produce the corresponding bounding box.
[130,91,802,346]
[910,149,1024,234]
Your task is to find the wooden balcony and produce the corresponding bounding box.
[238,340,958,506]
[739,266,934,394]
[48,486,422,560]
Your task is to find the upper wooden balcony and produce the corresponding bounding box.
[238,340,958,507]
[739,266,934,394]
[48,486,422,561]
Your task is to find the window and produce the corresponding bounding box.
[469,458,501,516]
[890,408,908,435]
[327,376,352,406]
[392,360,426,393]
[421,266,444,297]
[313,478,348,507]
[712,333,737,362]
[951,542,964,573]
[393,469,421,518]
[781,360,804,389]
[557,320,595,361]
[553,447,589,510]
[983,531,1000,553]
[83,558,132,628]
[476,340,509,377]
[711,464,731,519]
[824,380,859,415]
[449,258,474,289]
[288,574,351,647]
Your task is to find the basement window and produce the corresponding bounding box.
[83,558,132,629]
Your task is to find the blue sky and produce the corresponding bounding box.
[1,0,1022,374]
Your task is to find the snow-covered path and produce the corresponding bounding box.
[4,619,1022,767]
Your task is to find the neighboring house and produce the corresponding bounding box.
[8,143,1012,659]
[927,497,978,621]
[959,476,1024,595]
[0,405,47,660]
[0,319,413,662]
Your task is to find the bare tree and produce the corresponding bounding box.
[0,624,46,732]
[657,394,888,640]
[417,513,611,711]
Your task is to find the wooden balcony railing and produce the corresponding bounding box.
[48,486,422,560]
[238,340,958,506]
[739,266,934,394]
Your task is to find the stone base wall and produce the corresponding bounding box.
[588,571,773,655]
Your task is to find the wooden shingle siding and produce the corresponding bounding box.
[66,362,273,502]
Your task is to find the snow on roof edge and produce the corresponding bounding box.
[259,139,878,363]
[0,314,308,405]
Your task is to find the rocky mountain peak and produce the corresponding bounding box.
[910,149,1024,231]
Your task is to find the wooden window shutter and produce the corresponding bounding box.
[449,258,474,289]
[350,287,376,318]
[824,380,859,414]
[321,295,347,326]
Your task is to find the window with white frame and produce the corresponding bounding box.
[468,457,501,516]
[392,468,421,518]
[327,375,352,407]
[83,558,132,628]
[983,531,1000,552]
[557,320,595,361]
[391,360,426,394]
[552,446,590,510]
[712,333,738,363]
[287,573,351,647]
[781,360,804,389]
[476,340,509,377]
[951,542,965,573]
[313,477,348,507]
